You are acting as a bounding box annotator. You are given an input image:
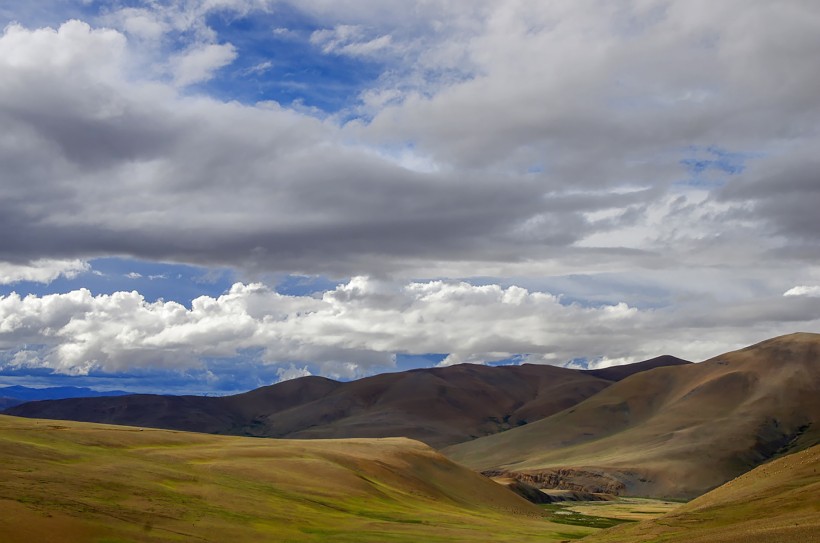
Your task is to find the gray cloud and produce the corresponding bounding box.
[0,2,818,379]
[1,7,818,280]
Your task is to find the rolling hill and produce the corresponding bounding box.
[5,361,647,448]
[0,414,590,543]
[587,444,820,542]
[445,333,820,498]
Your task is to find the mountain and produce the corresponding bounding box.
[582,354,691,381]
[0,397,22,410]
[6,363,622,448]
[0,385,130,409]
[445,332,820,498]
[588,444,820,542]
[0,414,578,543]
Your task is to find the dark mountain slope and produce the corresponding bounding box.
[7,361,624,447]
[583,354,691,381]
[0,386,129,409]
[7,354,693,448]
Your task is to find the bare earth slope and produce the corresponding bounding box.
[445,333,820,498]
[0,414,593,543]
[587,445,820,543]
[7,363,619,448]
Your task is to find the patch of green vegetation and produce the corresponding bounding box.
[541,504,636,529]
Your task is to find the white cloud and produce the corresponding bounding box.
[169,43,237,86]
[784,286,820,298]
[103,7,168,41]
[310,25,393,57]
[100,1,271,44]
[0,259,89,285]
[276,364,312,382]
[125,272,143,279]
[242,60,273,76]
[1,278,817,377]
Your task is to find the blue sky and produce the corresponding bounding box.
[202,7,385,114]
[1,1,819,394]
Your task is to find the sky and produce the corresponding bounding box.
[1,0,819,394]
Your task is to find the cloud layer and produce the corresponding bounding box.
[2,278,819,380]
[1,2,819,386]
[0,3,817,280]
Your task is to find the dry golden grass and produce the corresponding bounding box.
[0,415,594,543]
[585,444,820,542]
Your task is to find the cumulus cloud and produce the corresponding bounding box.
[2,278,818,377]
[0,259,89,285]
[276,364,313,382]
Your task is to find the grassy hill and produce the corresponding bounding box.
[445,333,820,498]
[0,414,597,543]
[586,444,820,542]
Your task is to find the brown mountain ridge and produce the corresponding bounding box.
[5,356,687,448]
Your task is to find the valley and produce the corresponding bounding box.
[2,333,818,542]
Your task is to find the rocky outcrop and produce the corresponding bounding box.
[484,468,632,495]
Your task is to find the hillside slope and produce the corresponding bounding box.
[582,355,690,381]
[446,333,820,498]
[0,414,592,543]
[7,362,621,447]
[587,444,820,542]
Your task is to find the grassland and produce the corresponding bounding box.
[559,497,681,522]
[0,415,596,543]
[586,444,820,542]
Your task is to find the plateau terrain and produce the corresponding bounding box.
[3,333,818,542]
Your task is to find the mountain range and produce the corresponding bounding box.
[8,333,817,501]
[0,386,129,410]
[2,332,818,541]
[5,356,688,448]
